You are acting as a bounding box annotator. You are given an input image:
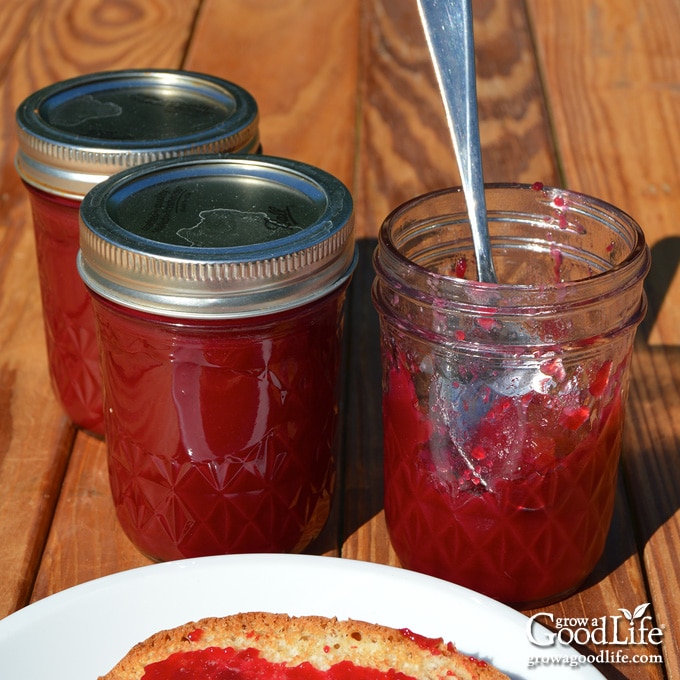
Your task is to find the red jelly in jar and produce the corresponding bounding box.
[78,155,356,561]
[372,184,650,606]
[15,70,260,434]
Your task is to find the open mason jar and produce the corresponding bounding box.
[372,183,650,606]
[16,69,260,434]
[78,154,356,561]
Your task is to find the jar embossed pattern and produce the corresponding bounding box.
[78,155,356,561]
[372,184,650,607]
[16,69,260,434]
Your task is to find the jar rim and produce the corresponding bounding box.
[375,183,650,312]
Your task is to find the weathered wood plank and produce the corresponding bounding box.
[0,1,673,677]
[528,0,680,674]
[30,433,152,603]
[352,0,559,241]
[0,0,201,616]
[184,0,361,189]
[0,1,42,82]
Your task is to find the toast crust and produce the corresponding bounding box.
[99,612,509,680]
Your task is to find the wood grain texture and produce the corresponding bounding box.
[0,1,675,677]
[528,0,680,674]
[624,339,680,678]
[354,0,559,240]
[527,0,680,343]
[0,0,201,617]
[340,239,397,567]
[184,0,361,188]
[15,0,200,87]
[0,1,41,82]
[30,433,153,603]
[0,59,75,616]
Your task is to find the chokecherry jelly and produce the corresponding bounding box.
[372,184,650,607]
[15,69,260,434]
[78,154,356,561]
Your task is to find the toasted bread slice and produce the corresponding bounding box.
[99,611,508,679]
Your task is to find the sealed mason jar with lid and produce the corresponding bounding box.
[372,183,650,607]
[77,154,356,561]
[15,69,260,434]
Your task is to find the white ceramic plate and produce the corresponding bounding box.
[0,554,603,679]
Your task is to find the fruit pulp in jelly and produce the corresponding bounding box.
[382,347,627,606]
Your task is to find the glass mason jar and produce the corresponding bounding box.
[78,154,356,561]
[372,183,650,607]
[15,69,260,434]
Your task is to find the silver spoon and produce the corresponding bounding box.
[417,0,498,283]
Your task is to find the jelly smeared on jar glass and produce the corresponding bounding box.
[78,154,356,561]
[382,340,627,605]
[15,69,260,434]
[373,184,649,606]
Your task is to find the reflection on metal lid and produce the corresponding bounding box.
[15,69,260,198]
[78,155,356,318]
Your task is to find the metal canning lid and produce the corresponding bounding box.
[15,69,260,199]
[77,154,357,318]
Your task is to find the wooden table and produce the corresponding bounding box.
[0,1,678,677]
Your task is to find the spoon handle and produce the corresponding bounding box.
[417,0,498,283]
